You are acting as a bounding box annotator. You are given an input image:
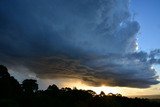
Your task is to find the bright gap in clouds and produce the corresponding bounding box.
[8,65,160,96]
[37,78,160,96]
[39,78,122,94]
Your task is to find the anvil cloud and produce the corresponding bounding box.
[0,0,159,88]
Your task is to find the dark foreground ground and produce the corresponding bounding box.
[1,81,160,107]
[1,65,160,107]
[1,92,160,107]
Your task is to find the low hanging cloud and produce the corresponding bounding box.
[0,0,159,88]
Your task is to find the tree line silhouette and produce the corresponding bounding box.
[0,65,160,107]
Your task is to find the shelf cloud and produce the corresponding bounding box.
[0,0,159,88]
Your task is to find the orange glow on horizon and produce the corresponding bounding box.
[41,78,123,95]
[40,78,160,96]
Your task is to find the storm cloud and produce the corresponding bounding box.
[0,0,159,88]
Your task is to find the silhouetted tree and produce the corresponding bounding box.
[0,65,22,98]
[0,65,160,107]
[116,93,122,97]
[108,92,115,96]
[22,79,38,95]
[61,87,72,91]
[87,90,96,96]
[46,84,59,96]
[47,84,59,91]
[0,65,10,78]
[99,91,105,97]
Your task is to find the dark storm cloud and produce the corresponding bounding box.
[0,0,159,88]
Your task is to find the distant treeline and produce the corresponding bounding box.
[0,65,160,107]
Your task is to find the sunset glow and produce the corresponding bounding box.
[1,0,160,98]
[39,78,160,96]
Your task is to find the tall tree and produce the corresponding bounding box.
[0,65,10,78]
[0,65,22,98]
[22,79,38,94]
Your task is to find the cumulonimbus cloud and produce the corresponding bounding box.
[0,0,159,88]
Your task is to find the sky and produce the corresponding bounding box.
[130,0,160,52]
[0,0,160,96]
[130,0,160,96]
